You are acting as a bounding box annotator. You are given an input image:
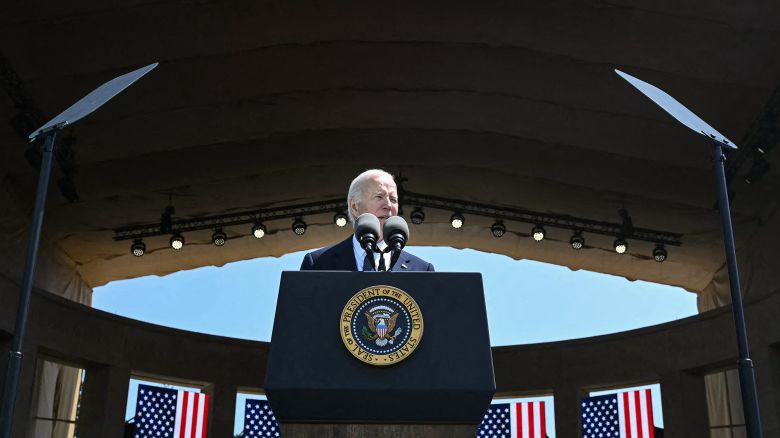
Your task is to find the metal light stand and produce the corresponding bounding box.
[615,69,763,438]
[710,138,763,438]
[0,62,157,438]
[0,128,59,438]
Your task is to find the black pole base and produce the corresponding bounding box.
[737,358,763,438]
[0,352,23,438]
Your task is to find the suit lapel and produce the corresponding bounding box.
[389,250,411,272]
[330,236,358,271]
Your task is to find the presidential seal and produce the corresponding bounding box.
[340,285,424,366]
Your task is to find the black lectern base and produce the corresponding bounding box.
[280,422,478,438]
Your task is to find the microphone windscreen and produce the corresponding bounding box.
[383,216,409,245]
[354,213,381,241]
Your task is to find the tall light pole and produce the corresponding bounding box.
[615,69,763,438]
[0,62,158,438]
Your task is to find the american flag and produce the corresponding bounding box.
[243,399,281,437]
[134,384,209,438]
[477,401,548,438]
[581,389,655,438]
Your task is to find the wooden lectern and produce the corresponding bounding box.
[264,271,495,438]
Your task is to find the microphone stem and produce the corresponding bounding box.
[389,248,402,271]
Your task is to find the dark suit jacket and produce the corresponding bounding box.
[300,237,435,272]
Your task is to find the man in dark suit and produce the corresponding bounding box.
[300,169,434,272]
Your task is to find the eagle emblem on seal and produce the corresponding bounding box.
[362,305,403,347]
[341,286,423,366]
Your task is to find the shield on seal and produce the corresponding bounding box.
[376,318,387,338]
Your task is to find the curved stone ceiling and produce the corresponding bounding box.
[1,0,779,293]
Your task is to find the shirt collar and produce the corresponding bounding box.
[352,235,386,255]
[352,234,388,271]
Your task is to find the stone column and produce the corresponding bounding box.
[659,370,709,438]
[203,382,237,438]
[0,338,8,395]
[75,364,130,438]
[753,345,780,437]
[554,383,585,437]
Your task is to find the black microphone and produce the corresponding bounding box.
[383,216,409,252]
[354,213,380,252]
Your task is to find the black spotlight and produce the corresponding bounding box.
[170,233,184,250]
[614,237,628,254]
[131,239,146,257]
[292,218,307,235]
[212,228,227,246]
[334,212,348,227]
[450,213,464,229]
[252,222,266,239]
[531,225,545,241]
[570,231,585,250]
[653,244,667,263]
[491,221,506,237]
[410,208,425,225]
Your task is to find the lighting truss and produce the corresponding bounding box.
[114,199,346,241]
[401,191,682,246]
[113,191,683,246]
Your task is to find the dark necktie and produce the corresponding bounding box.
[362,251,387,271]
[362,252,374,271]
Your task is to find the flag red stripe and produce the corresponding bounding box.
[516,402,523,437]
[190,393,199,438]
[645,389,655,438]
[179,391,189,438]
[623,392,632,438]
[528,402,534,438]
[539,401,546,437]
[634,391,644,438]
[201,394,209,438]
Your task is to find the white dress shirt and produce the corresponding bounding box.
[352,235,391,271]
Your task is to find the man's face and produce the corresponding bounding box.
[350,175,398,240]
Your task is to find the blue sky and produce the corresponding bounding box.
[94,245,696,435]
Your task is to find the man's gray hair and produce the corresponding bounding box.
[346,169,395,223]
